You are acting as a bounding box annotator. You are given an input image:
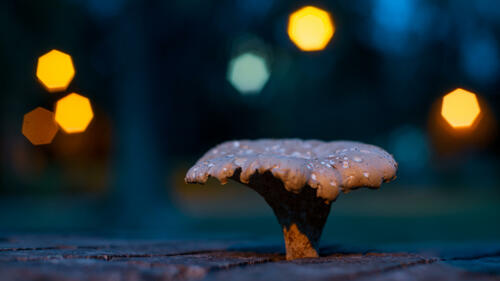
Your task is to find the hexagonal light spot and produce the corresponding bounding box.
[55,93,94,133]
[288,6,335,52]
[22,107,59,145]
[227,52,270,95]
[36,49,75,92]
[441,88,481,128]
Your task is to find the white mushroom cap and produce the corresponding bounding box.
[185,139,397,202]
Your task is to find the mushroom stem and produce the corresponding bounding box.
[235,171,332,260]
[275,197,331,260]
[283,223,319,260]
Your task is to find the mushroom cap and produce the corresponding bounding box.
[185,139,397,202]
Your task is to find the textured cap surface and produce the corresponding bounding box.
[185,139,397,201]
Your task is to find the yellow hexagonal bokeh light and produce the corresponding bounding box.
[287,6,335,51]
[22,107,59,145]
[441,88,481,129]
[55,93,94,134]
[36,49,75,92]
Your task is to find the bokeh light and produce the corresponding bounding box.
[36,49,75,92]
[55,93,94,134]
[287,6,334,51]
[22,107,59,145]
[369,0,423,54]
[461,32,499,84]
[428,93,496,158]
[441,88,481,129]
[389,125,430,174]
[227,52,270,95]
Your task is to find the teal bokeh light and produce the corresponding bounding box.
[227,52,270,95]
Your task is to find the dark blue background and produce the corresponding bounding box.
[0,0,499,244]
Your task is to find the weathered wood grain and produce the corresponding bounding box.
[0,235,498,281]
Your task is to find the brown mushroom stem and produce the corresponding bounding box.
[232,170,332,260]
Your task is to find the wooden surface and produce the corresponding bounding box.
[0,235,499,280]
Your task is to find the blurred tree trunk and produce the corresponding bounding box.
[110,0,171,230]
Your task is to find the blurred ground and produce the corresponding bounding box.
[1,180,499,245]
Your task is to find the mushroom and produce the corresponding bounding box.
[185,139,397,260]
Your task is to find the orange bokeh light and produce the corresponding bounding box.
[36,49,75,92]
[22,107,59,145]
[441,88,481,129]
[287,6,335,51]
[55,93,94,134]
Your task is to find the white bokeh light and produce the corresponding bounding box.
[227,52,270,95]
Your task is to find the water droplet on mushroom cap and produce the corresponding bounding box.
[234,158,247,166]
